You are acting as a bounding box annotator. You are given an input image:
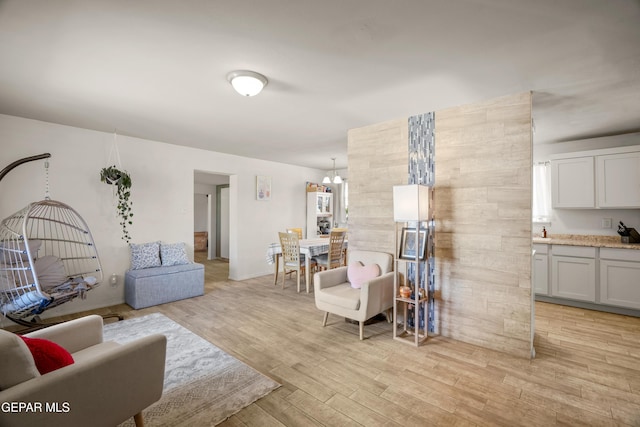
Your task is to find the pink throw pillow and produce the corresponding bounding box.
[347,261,381,289]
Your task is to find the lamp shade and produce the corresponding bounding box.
[393,184,430,222]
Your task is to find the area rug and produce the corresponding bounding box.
[103,313,280,426]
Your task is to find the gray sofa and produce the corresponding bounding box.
[125,263,204,309]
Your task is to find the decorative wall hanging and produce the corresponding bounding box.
[256,175,271,200]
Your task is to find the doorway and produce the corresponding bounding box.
[194,171,230,261]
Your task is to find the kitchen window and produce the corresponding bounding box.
[335,179,348,226]
[533,162,551,223]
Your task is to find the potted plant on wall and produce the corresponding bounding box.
[100,165,133,243]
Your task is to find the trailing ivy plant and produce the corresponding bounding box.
[100,165,133,243]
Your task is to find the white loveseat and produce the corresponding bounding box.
[0,315,166,427]
[314,250,394,340]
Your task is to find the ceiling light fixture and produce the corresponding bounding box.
[226,70,268,97]
[322,157,343,184]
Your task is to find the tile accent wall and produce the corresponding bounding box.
[434,92,532,358]
[347,119,408,255]
[407,112,436,332]
[348,92,533,358]
[408,112,435,186]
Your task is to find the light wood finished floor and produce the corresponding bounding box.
[40,254,640,426]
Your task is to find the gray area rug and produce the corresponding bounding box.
[103,313,280,426]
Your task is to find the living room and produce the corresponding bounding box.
[1,1,639,426]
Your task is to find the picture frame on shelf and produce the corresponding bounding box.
[399,227,427,260]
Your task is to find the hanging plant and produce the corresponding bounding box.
[100,165,133,243]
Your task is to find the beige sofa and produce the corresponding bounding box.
[314,250,394,340]
[0,315,166,427]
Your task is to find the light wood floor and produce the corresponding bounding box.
[46,254,640,426]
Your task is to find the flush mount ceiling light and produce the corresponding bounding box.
[322,157,343,184]
[226,70,268,97]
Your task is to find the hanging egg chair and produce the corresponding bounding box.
[0,154,107,327]
[0,199,103,326]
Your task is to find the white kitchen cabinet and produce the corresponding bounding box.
[306,192,333,238]
[533,244,549,295]
[550,145,640,209]
[551,246,596,302]
[600,248,640,309]
[597,151,640,208]
[551,157,595,208]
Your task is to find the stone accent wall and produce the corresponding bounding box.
[434,92,533,358]
[347,92,533,358]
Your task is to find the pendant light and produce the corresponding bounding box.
[322,157,342,184]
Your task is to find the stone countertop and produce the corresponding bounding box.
[532,234,640,250]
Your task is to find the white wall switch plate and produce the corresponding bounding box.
[601,218,612,228]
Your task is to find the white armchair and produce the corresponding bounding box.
[0,315,166,427]
[314,250,394,340]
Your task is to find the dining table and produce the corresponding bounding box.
[266,238,348,293]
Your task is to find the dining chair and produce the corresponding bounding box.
[285,227,311,281]
[313,229,346,271]
[286,227,303,239]
[272,228,303,285]
[333,227,348,266]
[278,232,315,292]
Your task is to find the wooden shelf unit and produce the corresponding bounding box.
[391,185,434,347]
[393,227,429,346]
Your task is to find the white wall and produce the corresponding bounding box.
[193,192,209,232]
[533,132,640,236]
[0,114,326,322]
[219,187,230,259]
[194,182,215,257]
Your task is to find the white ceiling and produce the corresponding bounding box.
[1,0,639,171]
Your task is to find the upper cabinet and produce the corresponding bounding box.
[597,151,640,208]
[306,191,333,238]
[550,145,640,209]
[551,157,595,208]
[314,192,333,216]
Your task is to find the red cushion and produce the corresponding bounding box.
[347,261,381,289]
[20,336,74,374]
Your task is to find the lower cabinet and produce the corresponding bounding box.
[535,244,640,312]
[600,248,640,310]
[533,244,549,295]
[550,246,596,303]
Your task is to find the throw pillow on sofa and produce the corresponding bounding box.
[130,241,161,270]
[20,336,74,375]
[160,242,190,266]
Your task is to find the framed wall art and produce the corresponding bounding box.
[256,175,271,201]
